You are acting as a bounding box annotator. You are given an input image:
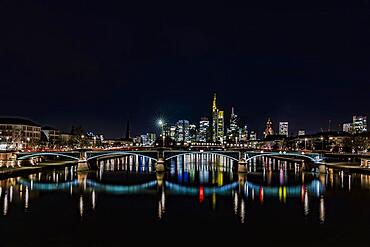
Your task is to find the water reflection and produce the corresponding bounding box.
[0,154,369,228]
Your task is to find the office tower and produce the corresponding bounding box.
[298,130,306,136]
[189,124,197,142]
[342,123,352,133]
[353,115,367,133]
[239,125,248,142]
[198,117,209,142]
[211,93,225,143]
[227,107,239,143]
[279,122,289,137]
[249,130,257,141]
[170,125,176,141]
[175,120,190,143]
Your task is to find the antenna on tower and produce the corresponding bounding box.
[328,119,331,132]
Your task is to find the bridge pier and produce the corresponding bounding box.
[155,158,166,172]
[238,159,247,173]
[77,161,89,172]
[319,164,326,174]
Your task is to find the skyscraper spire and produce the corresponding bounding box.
[213,93,217,112]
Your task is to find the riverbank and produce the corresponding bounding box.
[0,161,76,179]
[324,162,370,174]
[254,155,370,174]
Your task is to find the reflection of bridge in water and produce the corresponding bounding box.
[17,177,323,199]
[244,180,324,199]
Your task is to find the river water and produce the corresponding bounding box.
[0,154,369,246]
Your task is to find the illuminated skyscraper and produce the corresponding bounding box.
[175,120,190,143]
[189,124,197,142]
[239,125,248,142]
[227,107,239,143]
[342,123,352,133]
[249,130,257,141]
[263,117,274,138]
[169,125,176,141]
[212,93,218,142]
[352,115,367,133]
[217,110,224,143]
[279,122,289,137]
[298,130,306,136]
[211,93,225,143]
[198,117,209,142]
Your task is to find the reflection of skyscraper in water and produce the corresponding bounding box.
[319,195,325,224]
[303,188,309,216]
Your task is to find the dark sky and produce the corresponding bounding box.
[1,0,369,138]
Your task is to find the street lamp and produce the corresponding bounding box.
[320,136,324,151]
[157,119,165,147]
[304,138,308,151]
[26,137,30,150]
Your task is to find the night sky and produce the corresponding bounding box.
[1,0,369,138]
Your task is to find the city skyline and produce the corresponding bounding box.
[0,92,367,141]
[1,1,369,138]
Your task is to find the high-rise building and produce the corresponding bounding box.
[212,93,225,143]
[298,130,306,136]
[198,117,209,142]
[353,115,367,133]
[342,123,352,133]
[147,133,156,144]
[217,110,224,143]
[169,125,176,141]
[239,125,248,142]
[279,122,289,137]
[141,132,156,146]
[249,131,257,141]
[227,107,239,143]
[189,124,197,142]
[263,117,274,138]
[175,120,190,143]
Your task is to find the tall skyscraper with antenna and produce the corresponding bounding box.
[212,93,224,143]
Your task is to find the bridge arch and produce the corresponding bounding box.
[86,151,158,162]
[164,151,239,162]
[245,152,321,164]
[17,152,80,161]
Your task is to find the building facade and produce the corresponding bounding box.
[0,118,41,150]
[227,107,239,143]
[279,122,289,137]
[175,120,190,143]
[353,115,367,133]
[212,93,224,143]
[198,117,209,142]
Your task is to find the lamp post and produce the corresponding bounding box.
[304,138,308,151]
[26,137,30,150]
[320,136,324,151]
[158,119,165,147]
